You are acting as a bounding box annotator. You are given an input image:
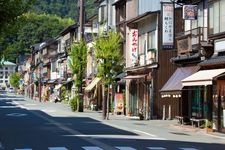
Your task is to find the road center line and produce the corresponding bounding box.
[133,129,157,137]
[29,110,115,150]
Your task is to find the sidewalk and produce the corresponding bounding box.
[78,109,225,140]
[22,95,225,140]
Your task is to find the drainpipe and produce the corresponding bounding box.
[150,73,154,119]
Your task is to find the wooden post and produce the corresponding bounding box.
[163,105,166,120]
[168,105,171,120]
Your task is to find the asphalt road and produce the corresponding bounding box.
[0,93,225,150]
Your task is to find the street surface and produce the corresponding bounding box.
[0,93,225,150]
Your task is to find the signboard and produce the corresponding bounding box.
[115,93,124,113]
[223,109,225,128]
[215,38,225,53]
[177,37,191,55]
[130,29,138,65]
[183,5,198,20]
[162,3,174,49]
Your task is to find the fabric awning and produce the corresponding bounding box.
[48,79,57,84]
[160,66,200,95]
[84,77,101,92]
[182,68,225,86]
[123,75,146,79]
[54,84,62,90]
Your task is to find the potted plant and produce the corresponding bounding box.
[138,112,144,120]
[138,109,144,120]
[205,119,213,133]
[127,105,132,116]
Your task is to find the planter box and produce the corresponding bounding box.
[206,128,213,133]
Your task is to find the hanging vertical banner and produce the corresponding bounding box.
[115,93,124,113]
[162,3,174,50]
[223,109,225,127]
[130,29,138,65]
[183,5,198,20]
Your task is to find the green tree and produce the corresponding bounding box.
[0,12,73,62]
[68,40,87,112]
[0,0,35,32]
[9,72,20,89]
[0,0,35,61]
[30,0,96,20]
[93,31,124,119]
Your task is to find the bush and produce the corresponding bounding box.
[69,96,78,112]
[205,119,213,128]
[60,86,67,101]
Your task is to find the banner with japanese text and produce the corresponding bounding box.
[130,29,138,65]
[162,3,174,50]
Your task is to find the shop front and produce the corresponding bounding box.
[124,74,151,119]
[160,66,199,118]
[182,68,225,132]
[213,78,225,133]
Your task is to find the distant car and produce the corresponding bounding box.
[7,87,15,93]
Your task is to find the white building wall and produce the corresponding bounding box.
[0,62,16,89]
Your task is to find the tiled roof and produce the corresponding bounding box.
[1,61,16,66]
[199,56,225,66]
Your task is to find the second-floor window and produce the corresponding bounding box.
[209,0,225,35]
[51,61,57,72]
[148,31,156,50]
[138,34,147,55]
[99,5,107,24]
[5,72,8,78]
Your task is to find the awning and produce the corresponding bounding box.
[48,79,57,84]
[54,84,62,90]
[182,68,225,86]
[115,72,126,79]
[160,66,200,95]
[123,75,146,79]
[84,77,101,92]
[63,78,73,85]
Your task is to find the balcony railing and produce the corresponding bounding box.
[176,27,207,56]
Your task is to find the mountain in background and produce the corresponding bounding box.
[1,0,97,63]
[30,0,96,21]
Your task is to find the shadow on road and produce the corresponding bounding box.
[0,95,225,150]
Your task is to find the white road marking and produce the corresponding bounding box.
[12,101,27,109]
[14,148,32,150]
[41,109,56,113]
[82,146,103,150]
[1,97,24,100]
[179,148,199,150]
[48,147,68,150]
[147,147,167,150]
[63,134,166,140]
[0,106,18,108]
[6,113,28,117]
[116,146,136,150]
[133,129,157,137]
[24,104,37,106]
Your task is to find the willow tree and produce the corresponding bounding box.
[94,31,124,119]
[68,40,87,112]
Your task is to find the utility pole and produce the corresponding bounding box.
[78,0,84,112]
[79,0,84,40]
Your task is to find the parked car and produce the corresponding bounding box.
[7,87,15,93]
